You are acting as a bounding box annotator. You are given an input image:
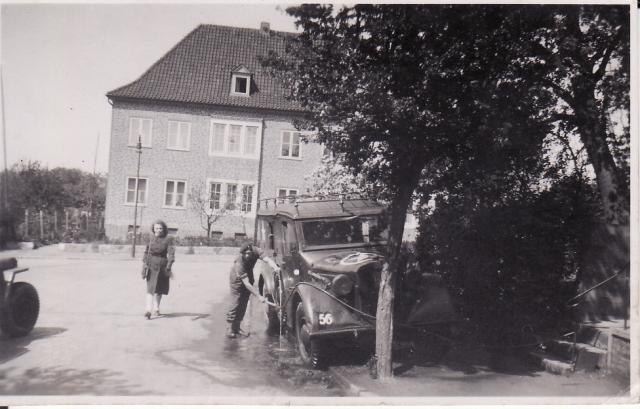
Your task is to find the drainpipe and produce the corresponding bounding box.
[253,119,265,243]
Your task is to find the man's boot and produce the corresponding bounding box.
[226,325,237,338]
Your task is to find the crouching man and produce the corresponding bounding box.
[226,243,279,338]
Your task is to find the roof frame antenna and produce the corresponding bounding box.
[294,199,300,216]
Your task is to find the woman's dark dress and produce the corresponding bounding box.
[143,236,175,295]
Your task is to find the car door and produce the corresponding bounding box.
[278,218,304,293]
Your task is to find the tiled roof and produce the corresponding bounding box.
[107,24,302,112]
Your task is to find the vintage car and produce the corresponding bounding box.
[0,257,40,337]
[254,194,459,369]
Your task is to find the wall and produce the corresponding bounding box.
[105,100,323,240]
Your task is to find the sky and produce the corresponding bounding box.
[0,2,298,174]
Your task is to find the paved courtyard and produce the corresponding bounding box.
[0,246,632,405]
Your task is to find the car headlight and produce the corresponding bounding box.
[332,274,353,296]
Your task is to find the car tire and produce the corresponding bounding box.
[295,303,326,369]
[265,294,280,335]
[0,282,40,337]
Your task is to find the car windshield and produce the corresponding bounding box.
[302,216,388,246]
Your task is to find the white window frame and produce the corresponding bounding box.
[163,179,187,209]
[279,130,302,160]
[124,176,149,206]
[241,184,255,213]
[277,188,299,198]
[208,181,223,211]
[167,120,191,151]
[206,177,258,215]
[226,183,239,211]
[231,73,251,96]
[208,119,262,160]
[128,117,153,147]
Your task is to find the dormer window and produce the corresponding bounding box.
[231,65,252,96]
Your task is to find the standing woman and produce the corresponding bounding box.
[141,220,175,319]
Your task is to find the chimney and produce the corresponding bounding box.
[260,21,270,33]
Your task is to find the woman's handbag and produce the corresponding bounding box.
[141,265,149,280]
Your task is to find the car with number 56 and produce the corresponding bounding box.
[253,194,459,369]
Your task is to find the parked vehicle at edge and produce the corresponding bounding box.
[254,194,459,369]
[0,258,40,337]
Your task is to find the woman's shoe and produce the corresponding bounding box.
[144,312,151,320]
[153,310,160,316]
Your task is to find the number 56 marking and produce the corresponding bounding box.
[318,313,333,326]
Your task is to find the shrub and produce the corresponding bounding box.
[414,178,599,346]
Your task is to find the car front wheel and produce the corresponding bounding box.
[295,303,326,369]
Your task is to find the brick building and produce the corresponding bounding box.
[104,23,324,239]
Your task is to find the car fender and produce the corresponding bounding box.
[256,262,277,297]
[295,283,373,334]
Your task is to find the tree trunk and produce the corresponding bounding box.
[572,88,629,226]
[375,181,414,380]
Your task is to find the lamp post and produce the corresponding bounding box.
[131,136,142,258]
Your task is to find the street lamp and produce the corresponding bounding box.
[131,135,142,258]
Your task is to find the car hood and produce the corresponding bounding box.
[300,248,385,274]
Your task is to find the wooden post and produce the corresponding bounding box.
[25,208,29,237]
[54,210,58,236]
[65,210,69,231]
[39,210,44,239]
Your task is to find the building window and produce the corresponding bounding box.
[231,74,251,96]
[209,182,222,210]
[278,188,298,203]
[244,126,258,155]
[129,118,152,147]
[209,120,262,159]
[164,180,186,208]
[228,125,242,154]
[207,179,257,214]
[226,184,238,211]
[211,123,226,153]
[125,177,148,205]
[167,121,191,151]
[280,131,301,159]
[241,185,254,212]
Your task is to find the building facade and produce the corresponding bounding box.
[105,23,324,239]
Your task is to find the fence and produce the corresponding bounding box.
[20,208,105,243]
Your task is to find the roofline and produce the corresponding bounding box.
[106,23,299,97]
[105,95,308,115]
[107,25,202,97]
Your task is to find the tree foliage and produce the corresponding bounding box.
[304,154,368,196]
[265,3,629,379]
[516,5,630,225]
[0,160,106,243]
[265,4,561,379]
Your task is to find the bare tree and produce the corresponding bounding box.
[188,183,225,237]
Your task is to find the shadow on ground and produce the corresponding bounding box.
[0,327,67,365]
[382,334,544,382]
[0,365,152,395]
[155,312,210,321]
